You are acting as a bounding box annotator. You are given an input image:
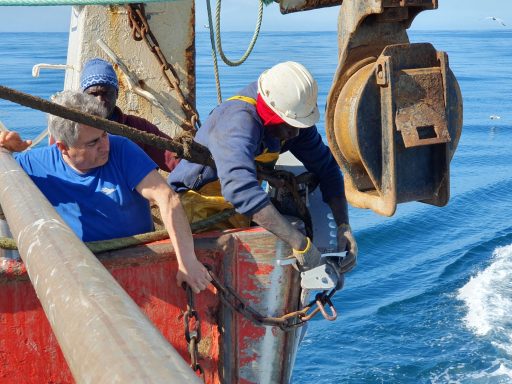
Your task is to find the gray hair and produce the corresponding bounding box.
[48,90,108,147]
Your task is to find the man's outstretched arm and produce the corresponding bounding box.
[136,170,211,293]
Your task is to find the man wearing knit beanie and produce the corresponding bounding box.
[80,58,179,173]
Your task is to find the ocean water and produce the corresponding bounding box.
[1,29,512,384]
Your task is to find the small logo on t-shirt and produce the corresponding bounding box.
[100,187,117,196]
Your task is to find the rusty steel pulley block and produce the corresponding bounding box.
[322,0,462,216]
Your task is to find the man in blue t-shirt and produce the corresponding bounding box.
[0,91,210,294]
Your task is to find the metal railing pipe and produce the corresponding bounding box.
[0,148,201,384]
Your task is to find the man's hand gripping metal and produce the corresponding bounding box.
[278,225,358,291]
[334,223,357,274]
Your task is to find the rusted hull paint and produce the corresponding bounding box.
[324,0,461,216]
[0,228,300,384]
[221,232,301,383]
[65,2,196,137]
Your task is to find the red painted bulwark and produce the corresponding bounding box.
[0,278,70,383]
[0,228,300,384]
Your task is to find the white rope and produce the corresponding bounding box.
[205,0,266,104]
[206,0,223,104]
[214,0,265,67]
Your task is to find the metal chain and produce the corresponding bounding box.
[125,3,201,132]
[183,284,205,381]
[206,266,338,331]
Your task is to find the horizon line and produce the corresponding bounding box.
[0,28,510,33]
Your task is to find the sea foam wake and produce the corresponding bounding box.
[457,243,512,380]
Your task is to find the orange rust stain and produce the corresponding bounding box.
[237,311,266,369]
[0,227,286,384]
[254,264,274,276]
[0,247,223,384]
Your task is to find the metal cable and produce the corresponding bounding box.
[0,85,214,167]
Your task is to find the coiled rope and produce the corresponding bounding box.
[206,0,270,104]
[214,0,264,67]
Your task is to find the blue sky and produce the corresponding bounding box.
[0,0,511,32]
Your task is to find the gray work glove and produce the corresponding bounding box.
[292,237,322,271]
[335,223,358,273]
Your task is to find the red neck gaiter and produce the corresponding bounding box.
[256,94,286,126]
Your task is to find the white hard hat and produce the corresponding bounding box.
[257,61,320,128]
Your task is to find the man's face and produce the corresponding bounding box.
[266,123,300,141]
[84,85,118,117]
[58,125,110,173]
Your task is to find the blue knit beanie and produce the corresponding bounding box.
[80,58,119,91]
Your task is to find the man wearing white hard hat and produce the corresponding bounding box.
[169,61,357,271]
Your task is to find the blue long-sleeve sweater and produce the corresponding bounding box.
[168,82,344,216]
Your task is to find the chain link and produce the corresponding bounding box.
[125,3,200,132]
[183,284,205,381]
[206,265,338,331]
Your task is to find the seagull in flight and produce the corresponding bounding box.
[485,16,506,27]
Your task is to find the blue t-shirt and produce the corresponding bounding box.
[15,135,157,242]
